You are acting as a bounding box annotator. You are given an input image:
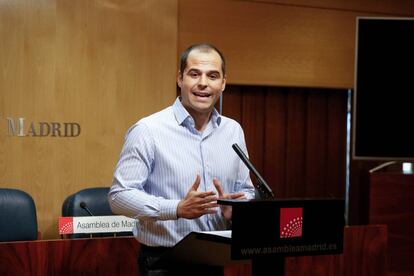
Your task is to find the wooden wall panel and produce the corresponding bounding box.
[0,237,140,275]
[252,0,414,15]
[305,91,329,196]
[178,0,356,88]
[370,172,414,275]
[0,0,177,239]
[241,87,266,177]
[327,90,348,197]
[179,0,414,89]
[264,88,287,197]
[224,85,347,199]
[222,86,243,127]
[0,225,387,276]
[285,89,307,196]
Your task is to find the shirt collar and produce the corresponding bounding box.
[173,97,222,127]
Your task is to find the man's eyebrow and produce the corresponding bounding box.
[207,70,220,74]
[186,68,201,72]
[186,68,222,76]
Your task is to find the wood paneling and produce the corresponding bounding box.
[0,0,177,239]
[179,0,414,89]
[178,0,356,88]
[223,85,347,198]
[348,160,379,225]
[222,86,243,124]
[327,90,348,197]
[0,225,387,276]
[264,88,287,197]
[285,89,308,196]
[0,237,139,275]
[242,87,266,176]
[305,91,328,196]
[370,172,414,275]
[251,0,414,15]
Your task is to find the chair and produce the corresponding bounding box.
[61,187,132,238]
[0,188,38,242]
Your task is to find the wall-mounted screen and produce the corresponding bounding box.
[353,17,414,160]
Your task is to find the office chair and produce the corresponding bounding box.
[61,187,132,238]
[0,188,38,242]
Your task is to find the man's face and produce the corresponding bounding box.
[177,49,226,117]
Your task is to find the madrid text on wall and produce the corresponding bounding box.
[6,117,81,137]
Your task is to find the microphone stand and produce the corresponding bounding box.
[232,143,275,199]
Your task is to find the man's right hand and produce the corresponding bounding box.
[176,175,219,219]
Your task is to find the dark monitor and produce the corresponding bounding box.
[353,17,414,161]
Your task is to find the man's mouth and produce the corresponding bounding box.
[193,92,211,98]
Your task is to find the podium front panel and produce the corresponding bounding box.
[230,199,344,259]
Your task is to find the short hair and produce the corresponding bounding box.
[179,44,226,77]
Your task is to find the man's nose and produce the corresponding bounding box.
[197,74,208,88]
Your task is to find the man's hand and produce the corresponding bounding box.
[177,175,219,219]
[213,178,246,220]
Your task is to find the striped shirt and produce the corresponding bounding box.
[109,97,255,247]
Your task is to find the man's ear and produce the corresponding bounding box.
[177,71,183,88]
[221,75,227,92]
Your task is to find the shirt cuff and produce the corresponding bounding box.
[158,199,180,220]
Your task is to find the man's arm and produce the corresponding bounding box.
[109,122,179,221]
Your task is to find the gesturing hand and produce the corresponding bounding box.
[213,178,246,220]
[177,175,219,219]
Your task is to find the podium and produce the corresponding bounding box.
[156,198,345,276]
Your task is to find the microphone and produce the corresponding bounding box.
[232,143,275,199]
[80,201,94,216]
[79,201,97,238]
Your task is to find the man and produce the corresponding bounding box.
[109,44,255,275]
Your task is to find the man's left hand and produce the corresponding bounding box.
[213,178,246,220]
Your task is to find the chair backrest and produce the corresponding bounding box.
[0,188,38,242]
[62,187,132,238]
[62,187,112,217]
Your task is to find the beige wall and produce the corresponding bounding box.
[0,0,177,239]
[179,0,414,88]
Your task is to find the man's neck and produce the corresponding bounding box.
[192,111,212,132]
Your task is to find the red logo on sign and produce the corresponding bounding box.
[59,217,74,234]
[280,207,303,238]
